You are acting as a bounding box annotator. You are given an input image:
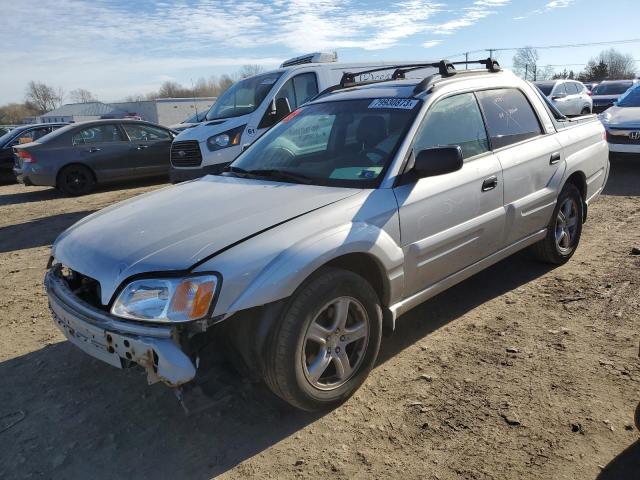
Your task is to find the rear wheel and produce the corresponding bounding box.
[262,268,382,411]
[57,164,96,196]
[581,106,591,115]
[531,183,583,264]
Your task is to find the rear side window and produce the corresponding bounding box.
[72,125,125,144]
[123,124,171,141]
[566,83,580,94]
[414,92,489,160]
[476,89,543,149]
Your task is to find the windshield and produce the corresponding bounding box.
[205,72,283,121]
[592,82,633,96]
[616,85,640,107]
[535,83,554,96]
[229,98,421,188]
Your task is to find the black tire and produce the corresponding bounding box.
[581,107,591,115]
[531,183,583,264]
[57,164,96,196]
[262,267,382,411]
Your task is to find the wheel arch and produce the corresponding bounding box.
[55,162,97,187]
[563,170,588,221]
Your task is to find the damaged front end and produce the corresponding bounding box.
[45,264,199,387]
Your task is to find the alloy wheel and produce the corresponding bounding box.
[302,296,370,391]
[555,197,579,254]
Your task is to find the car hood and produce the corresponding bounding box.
[601,106,640,128]
[174,114,251,143]
[52,175,361,305]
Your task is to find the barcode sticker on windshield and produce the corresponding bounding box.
[368,98,419,109]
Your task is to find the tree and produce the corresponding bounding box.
[0,102,39,124]
[217,74,234,94]
[238,64,264,79]
[512,47,539,81]
[69,88,96,103]
[578,60,609,82]
[25,81,64,113]
[597,48,636,79]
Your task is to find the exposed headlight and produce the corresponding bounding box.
[111,274,218,323]
[206,125,245,151]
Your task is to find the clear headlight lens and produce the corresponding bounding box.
[111,275,217,322]
[206,124,245,151]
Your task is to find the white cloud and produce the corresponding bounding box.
[0,0,513,103]
[514,0,575,20]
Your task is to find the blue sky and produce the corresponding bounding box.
[1,0,638,105]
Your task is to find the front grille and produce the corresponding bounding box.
[171,140,203,167]
[607,129,640,145]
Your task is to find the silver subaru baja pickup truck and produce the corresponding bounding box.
[45,59,609,411]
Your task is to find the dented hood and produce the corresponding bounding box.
[52,175,360,305]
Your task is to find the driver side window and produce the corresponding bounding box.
[413,93,489,160]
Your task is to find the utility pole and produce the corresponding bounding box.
[488,49,494,59]
[525,64,528,81]
[465,52,469,69]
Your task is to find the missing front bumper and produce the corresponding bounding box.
[45,269,197,387]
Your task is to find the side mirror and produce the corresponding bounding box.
[413,146,463,178]
[551,93,567,100]
[274,97,292,121]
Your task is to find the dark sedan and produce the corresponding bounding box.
[591,80,639,113]
[0,123,68,182]
[13,119,175,195]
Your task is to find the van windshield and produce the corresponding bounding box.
[205,72,283,121]
[227,98,421,188]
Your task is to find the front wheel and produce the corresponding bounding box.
[531,183,583,264]
[262,268,382,411]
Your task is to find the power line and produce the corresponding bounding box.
[446,38,640,59]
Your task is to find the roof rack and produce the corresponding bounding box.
[338,57,500,89]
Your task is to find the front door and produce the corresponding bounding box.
[394,92,505,297]
[121,123,173,176]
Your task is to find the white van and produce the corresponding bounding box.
[169,52,435,182]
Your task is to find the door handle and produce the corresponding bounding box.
[136,144,149,150]
[550,152,561,165]
[481,176,498,192]
[87,147,101,153]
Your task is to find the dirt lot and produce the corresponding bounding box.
[0,160,639,480]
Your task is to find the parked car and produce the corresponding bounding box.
[13,119,175,195]
[600,83,640,156]
[168,111,207,132]
[534,80,592,116]
[169,51,438,183]
[44,60,609,411]
[0,123,67,181]
[591,80,639,113]
[584,82,598,94]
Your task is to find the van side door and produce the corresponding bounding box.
[476,88,564,248]
[394,92,505,297]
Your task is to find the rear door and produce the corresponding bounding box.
[121,123,173,176]
[394,92,505,296]
[565,82,582,115]
[70,124,132,180]
[476,88,563,248]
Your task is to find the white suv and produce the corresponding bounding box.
[535,80,592,116]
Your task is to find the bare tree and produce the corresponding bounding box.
[69,88,96,103]
[597,48,636,79]
[0,102,39,124]
[217,74,234,94]
[512,47,539,81]
[237,64,264,79]
[25,81,64,113]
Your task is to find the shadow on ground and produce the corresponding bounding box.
[597,440,640,480]
[0,210,96,253]
[604,155,640,197]
[0,252,553,479]
[0,176,167,207]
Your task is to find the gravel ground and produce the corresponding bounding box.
[0,159,638,480]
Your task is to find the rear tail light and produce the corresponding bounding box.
[587,91,592,96]
[17,150,35,163]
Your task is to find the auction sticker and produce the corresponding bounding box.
[369,98,419,109]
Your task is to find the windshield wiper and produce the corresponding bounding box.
[223,165,250,178]
[246,169,313,184]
